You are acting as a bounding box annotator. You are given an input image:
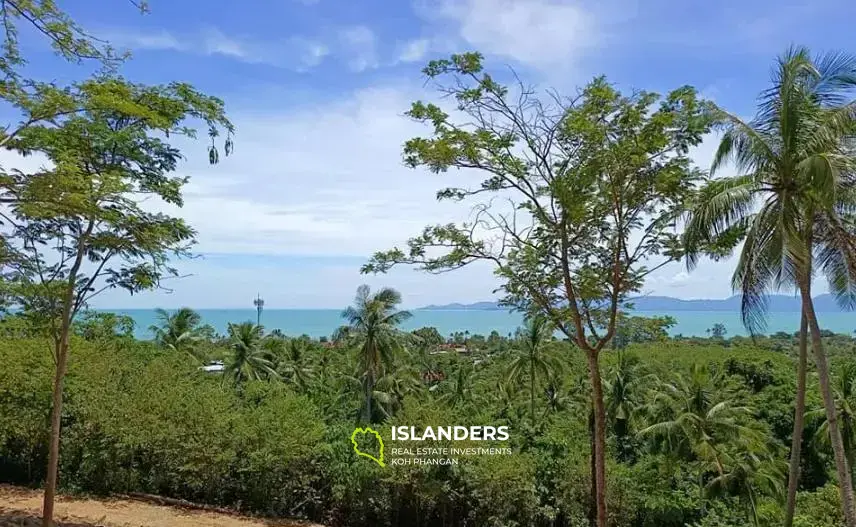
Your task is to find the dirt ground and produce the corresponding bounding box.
[0,485,324,527]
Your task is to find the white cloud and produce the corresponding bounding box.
[422,0,598,69]
[105,28,331,70]
[668,271,691,287]
[388,36,462,68]
[645,269,693,291]
[142,102,766,304]
[106,25,392,72]
[120,29,184,51]
[140,84,487,259]
[201,28,248,59]
[295,39,330,69]
[397,38,431,63]
[339,26,379,72]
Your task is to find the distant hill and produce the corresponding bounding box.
[419,294,850,312]
[419,301,504,311]
[629,294,848,312]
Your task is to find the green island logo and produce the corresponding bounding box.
[351,426,385,467]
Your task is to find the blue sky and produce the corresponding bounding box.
[4,0,856,309]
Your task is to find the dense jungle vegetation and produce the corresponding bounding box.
[1,307,856,527]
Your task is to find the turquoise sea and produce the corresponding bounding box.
[108,309,856,340]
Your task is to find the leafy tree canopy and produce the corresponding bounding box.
[0,0,152,148]
[0,75,232,337]
[364,52,714,352]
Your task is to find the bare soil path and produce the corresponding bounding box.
[0,485,324,527]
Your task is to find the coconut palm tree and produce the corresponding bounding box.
[640,365,765,507]
[277,338,315,392]
[543,378,573,418]
[683,46,856,526]
[224,322,278,387]
[506,315,562,425]
[808,362,856,486]
[374,366,423,418]
[604,352,654,461]
[343,365,422,420]
[149,307,206,361]
[436,364,474,409]
[495,378,520,421]
[331,325,352,346]
[342,285,411,423]
[705,449,786,526]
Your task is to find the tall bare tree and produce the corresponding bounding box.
[363,52,713,526]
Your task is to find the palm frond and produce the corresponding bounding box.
[684,174,758,269]
[710,109,778,177]
[816,211,856,310]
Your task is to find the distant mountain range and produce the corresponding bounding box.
[419,294,852,312]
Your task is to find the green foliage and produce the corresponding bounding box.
[707,323,728,339]
[342,285,413,422]
[0,0,149,158]
[224,321,278,386]
[506,315,564,425]
[412,326,444,349]
[1,76,234,338]
[274,337,316,392]
[793,485,845,527]
[613,314,676,349]
[807,361,856,481]
[364,54,714,353]
[604,352,652,461]
[641,364,765,465]
[149,307,207,361]
[0,0,146,74]
[0,69,235,526]
[0,336,324,515]
[1,329,855,525]
[74,310,135,341]
[0,338,52,482]
[462,453,543,527]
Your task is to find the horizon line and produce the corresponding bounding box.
[92,292,837,311]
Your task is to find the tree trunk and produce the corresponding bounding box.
[800,285,856,526]
[846,417,855,491]
[364,376,373,423]
[530,357,536,426]
[41,333,70,527]
[784,309,809,527]
[42,219,92,527]
[588,409,596,526]
[586,351,608,527]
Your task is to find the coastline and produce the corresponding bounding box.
[98,308,856,340]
